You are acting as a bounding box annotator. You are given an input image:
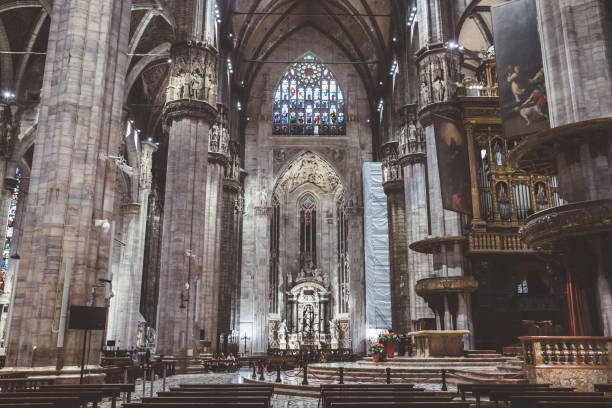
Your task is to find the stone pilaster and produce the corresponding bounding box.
[156,44,218,362]
[382,141,410,334]
[5,0,132,369]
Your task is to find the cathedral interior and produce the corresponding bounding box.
[0,0,611,402]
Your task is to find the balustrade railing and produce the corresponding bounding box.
[469,231,534,253]
[520,336,612,366]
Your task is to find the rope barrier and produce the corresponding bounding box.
[448,371,526,383]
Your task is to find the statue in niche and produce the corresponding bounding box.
[408,121,417,142]
[278,320,287,345]
[191,67,204,100]
[419,70,430,105]
[433,75,445,102]
[383,165,390,182]
[329,320,338,347]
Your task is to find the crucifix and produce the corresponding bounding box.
[241,334,250,355]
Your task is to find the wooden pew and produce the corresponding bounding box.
[178,384,274,389]
[0,390,104,404]
[596,384,612,393]
[511,395,611,408]
[489,388,577,407]
[328,403,471,408]
[0,377,55,392]
[457,383,553,406]
[322,383,416,390]
[324,396,457,408]
[140,396,271,408]
[39,382,135,406]
[158,391,273,397]
[0,397,81,408]
[124,403,267,408]
[537,402,612,408]
[0,404,55,407]
[322,391,451,408]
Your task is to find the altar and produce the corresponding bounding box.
[268,263,351,351]
[409,330,470,357]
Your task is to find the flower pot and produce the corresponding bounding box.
[373,353,382,363]
[385,342,396,358]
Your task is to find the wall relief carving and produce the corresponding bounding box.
[418,53,461,107]
[274,151,341,194]
[273,148,346,174]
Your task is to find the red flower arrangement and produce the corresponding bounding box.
[378,332,400,343]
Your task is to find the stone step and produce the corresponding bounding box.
[466,349,498,355]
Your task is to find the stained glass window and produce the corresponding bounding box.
[1,170,20,293]
[273,56,346,136]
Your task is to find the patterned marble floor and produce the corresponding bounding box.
[104,368,454,407]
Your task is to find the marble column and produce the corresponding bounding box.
[382,141,411,334]
[106,140,157,349]
[5,0,131,369]
[156,43,218,361]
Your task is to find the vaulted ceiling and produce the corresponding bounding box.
[228,0,403,95]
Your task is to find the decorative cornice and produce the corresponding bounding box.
[163,99,218,124]
[520,199,612,250]
[383,179,404,194]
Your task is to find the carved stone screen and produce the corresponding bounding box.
[362,163,392,330]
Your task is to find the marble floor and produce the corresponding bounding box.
[103,368,455,407]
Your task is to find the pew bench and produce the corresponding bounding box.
[536,403,612,408]
[595,384,612,393]
[39,383,135,405]
[0,390,104,408]
[511,395,611,408]
[0,404,55,408]
[458,383,551,401]
[0,377,55,392]
[124,403,267,408]
[140,396,271,408]
[0,396,81,408]
[489,388,577,407]
[322,391,451,408]
[328,402,471,408]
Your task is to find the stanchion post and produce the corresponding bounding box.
[441,369,447,391]
[251,362,257,379]
[302,364,309,385]
[163,364,167,392]
[276,365,282,383]
[386,367,391,384]
[150,364,154,397]
[259,361,265,381]
[339,366,344,384]
[142,366,146,395]
[123,368,128,402]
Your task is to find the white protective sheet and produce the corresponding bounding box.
[362,162,392,330]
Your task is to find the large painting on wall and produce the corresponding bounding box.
[433,116,472,215]
[492,0,550,140]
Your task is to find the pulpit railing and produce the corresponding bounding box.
[468,231,535,254]
[519,336,612,366]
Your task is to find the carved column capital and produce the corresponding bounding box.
[139,140,158,191]
[381,141,404,192]
[163,43,218,124]
[416,47,462,122]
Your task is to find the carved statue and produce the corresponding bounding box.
[329,320,338,346]
[420,71,430,105]
[408,121,417,142]
[278,320,287,344]
[433,77,445,102]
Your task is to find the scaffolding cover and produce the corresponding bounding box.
[362,162,392,330]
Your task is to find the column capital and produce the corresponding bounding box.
[381,141,404,193]
[120,202,141,215]
[163,43,218,124]
[397,121,427,166]
[416,47,462,121]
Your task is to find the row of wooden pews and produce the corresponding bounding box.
[320,384,469,408]
[458,382,612,408]
[0,383,135,408]
[124,383,274,408]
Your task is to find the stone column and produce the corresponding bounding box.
[106,140,157,349]
[5,0,131,369]
[198,111,229,353]
[382,141,411,334]
[156,43,218,362]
